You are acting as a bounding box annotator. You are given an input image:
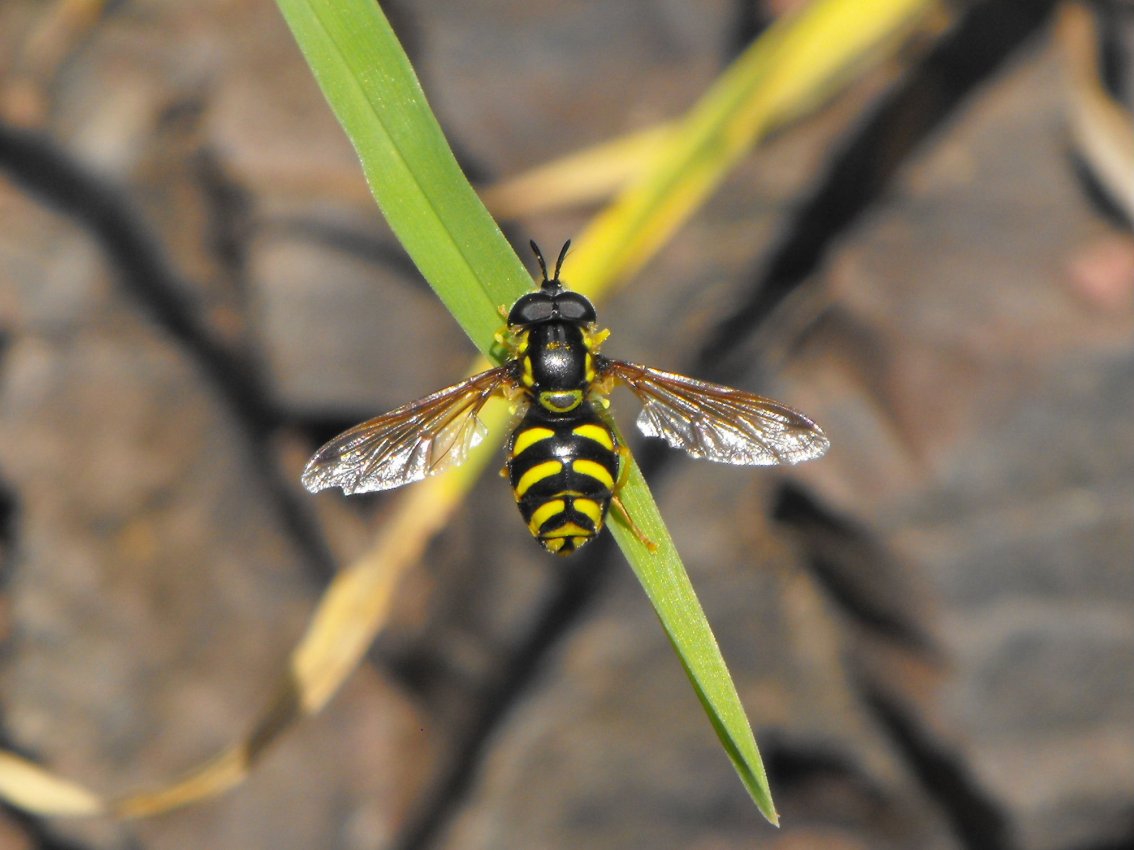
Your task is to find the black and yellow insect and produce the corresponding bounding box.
[302,241,829,555]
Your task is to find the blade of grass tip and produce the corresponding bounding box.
[606,452,779,822]
[275,0,532,352]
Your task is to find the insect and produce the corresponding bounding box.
[302,241,829,555]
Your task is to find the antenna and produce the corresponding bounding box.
[530,240,550,286]
[530,239,571,289]
[553,240,571,283]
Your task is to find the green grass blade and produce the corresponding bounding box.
[277,0,932,828]
[607,450,779,821]
[275,0,531,352]
[277,0,785,821]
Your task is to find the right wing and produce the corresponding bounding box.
[601,359,829,466]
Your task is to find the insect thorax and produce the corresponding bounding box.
[513,320,599,415]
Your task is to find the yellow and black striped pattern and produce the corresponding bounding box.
[303,239,828,558]
[507,406,619,555]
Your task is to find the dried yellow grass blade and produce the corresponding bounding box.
[112,751,248,819]
[567,0,936,293]
[1058,2,1134,221]
[482,0,936,225]
[107,377,509,818]
[0,753,104,817]
[481,122,675,218]
[287,415,506,712]
[109,463,468,817]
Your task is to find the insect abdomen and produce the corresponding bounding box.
[507,406,619,556]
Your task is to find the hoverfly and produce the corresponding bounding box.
[302,241,829,555]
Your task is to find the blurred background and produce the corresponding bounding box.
[1,0,1132,848]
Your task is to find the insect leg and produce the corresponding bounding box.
[611,493,658,553]
[610,442,657,553]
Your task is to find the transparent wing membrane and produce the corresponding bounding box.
[301,367,512,495]
[604,361,829,466]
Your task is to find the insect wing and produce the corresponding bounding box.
[301,367,513,495]
[603,360,829,466]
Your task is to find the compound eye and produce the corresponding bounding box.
[554,293,596,323]
[508,292,555,326]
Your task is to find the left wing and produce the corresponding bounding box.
[600,359,829,466]
[301,366,514,495]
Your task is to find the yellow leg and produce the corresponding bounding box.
[610,492,658,553]
[611,443,657,552]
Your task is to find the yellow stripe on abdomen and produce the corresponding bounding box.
[512,426,555,457]
[515,460,563,498]
[528,499,566,534]
[540,522,591,540]
[573,498,604,528]
[571,423,614,451]
[572,458,614,491]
